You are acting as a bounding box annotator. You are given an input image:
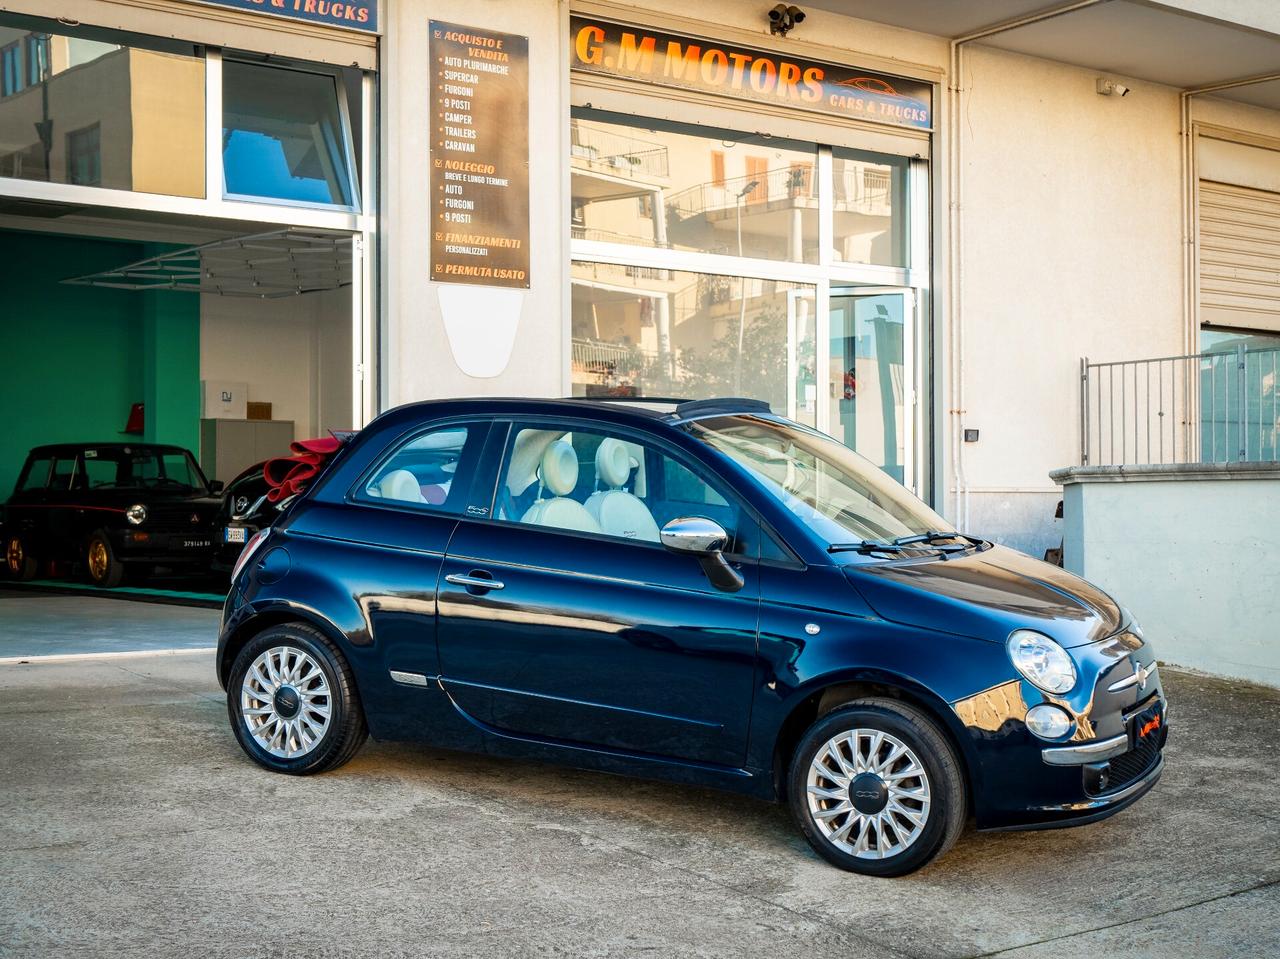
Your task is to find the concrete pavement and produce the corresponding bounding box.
[0,591,219,660]
[0,653,1277,958]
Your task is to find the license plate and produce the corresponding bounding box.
[224,526,247,544]
[183,539,212,549]
[1131,702,1164,746]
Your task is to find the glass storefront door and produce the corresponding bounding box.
[828,289,914,486]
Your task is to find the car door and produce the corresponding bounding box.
[436,418,762,768]
[305,419,492,684]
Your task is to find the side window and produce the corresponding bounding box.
[48,456,78,491]
[18,457,53,492]
[492,423,744,550]
[358,424,479,514]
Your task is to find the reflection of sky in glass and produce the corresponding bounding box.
[223,131,331,204]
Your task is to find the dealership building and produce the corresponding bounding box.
[2,0,1279,562]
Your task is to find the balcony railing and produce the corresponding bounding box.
[1080,345,1280,466]
[570,121,669,180]
[667,166,816,220]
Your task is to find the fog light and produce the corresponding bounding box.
[1025,704,1074,740]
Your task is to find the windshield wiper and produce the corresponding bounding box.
[827,540,910,554]
[891,530,985,548]
[828,531,981,555]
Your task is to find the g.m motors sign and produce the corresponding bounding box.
[570,17,931,131]
[188,0,378,33]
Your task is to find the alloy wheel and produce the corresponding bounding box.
[87,539,108,581]
[6,537,23,575]
[240,646,333,759]
[805,727,932,860]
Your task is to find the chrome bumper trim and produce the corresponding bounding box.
[1041,732,1129,766]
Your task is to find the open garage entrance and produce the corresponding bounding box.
[0,8,375,601]
[0,212,359,598]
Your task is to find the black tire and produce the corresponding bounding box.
[5,533,37,581]
[787,697,967,877]
[227,622,368,775]
[85,530,125,588]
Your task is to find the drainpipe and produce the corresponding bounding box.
[946,0,1109,530]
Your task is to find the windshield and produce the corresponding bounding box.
[685,415,949,545]
[82,448,208,493]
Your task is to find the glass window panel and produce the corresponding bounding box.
[361,425,477,513]
[0,16,204,196]
[222,60,355,208]
[19,457,52,491]
[832,147,909,268]
[829,292,908,482]
[571,107,818,263]
[570,262,816,418]
[1198,327,1280,463]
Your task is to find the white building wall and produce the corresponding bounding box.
[200,288,351,441]
[957,46,1186,553]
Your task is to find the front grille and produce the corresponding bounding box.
[1097,732,1162,795]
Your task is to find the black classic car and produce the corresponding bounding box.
[3,443,222,587]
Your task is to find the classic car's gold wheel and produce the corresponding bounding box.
[85,532,125,588]
[6,535,37,581]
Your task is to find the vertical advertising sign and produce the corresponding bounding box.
[429,22,531,289]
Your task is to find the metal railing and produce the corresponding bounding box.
[569,121,669,180]
[1080,345,1280,466]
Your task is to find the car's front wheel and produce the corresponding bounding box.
[85,531,125,588]
[5,534,37,581]
[227,623,367,775]
[788,698,967,877]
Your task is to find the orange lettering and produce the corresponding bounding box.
[748,57,777,94]
[700,48,729,85]
[619,32,656,72]
[778,61,801,97]
[575,25,605,66]
[801,66,823,102]
[664,40,701,80]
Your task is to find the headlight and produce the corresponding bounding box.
[1007,629,1077,694]
[1025,703,1074,740]
[126,504,147,526]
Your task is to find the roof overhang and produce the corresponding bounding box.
[806,0,1280,108]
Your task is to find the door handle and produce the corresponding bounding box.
[445,572,505,591]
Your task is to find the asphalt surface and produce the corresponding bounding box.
[1,644,1277,958]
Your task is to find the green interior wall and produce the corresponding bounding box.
[0,231,199,496]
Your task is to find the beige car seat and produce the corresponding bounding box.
[520,440,601,533]
[374,469,426,503]
[585,438,660,542]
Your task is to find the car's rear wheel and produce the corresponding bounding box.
[85,531,125,588]
[5,534,37,581]
[227,623,367,775]
[788,698,967,877]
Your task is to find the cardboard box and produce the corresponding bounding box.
[246,402,273,421]
[202,380,248,420]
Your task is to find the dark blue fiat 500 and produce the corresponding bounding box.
[218,397,1167,876]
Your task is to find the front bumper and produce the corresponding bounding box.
[956,628,1170,831]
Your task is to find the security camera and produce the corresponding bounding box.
[1096,78,1131,97]
[769,4,806,35]
[1114,83,1130,97]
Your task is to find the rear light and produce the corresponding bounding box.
[231,529,270,583]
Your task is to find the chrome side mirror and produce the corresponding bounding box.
[660,517,743,593]
[660,517,728,555]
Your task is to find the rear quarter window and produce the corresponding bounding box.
[18,456,53,492]
[355,423,484,514]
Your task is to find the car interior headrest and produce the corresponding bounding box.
[539,440,579,497]
[595,438,633,488]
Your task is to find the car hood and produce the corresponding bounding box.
[843,545,1123,648]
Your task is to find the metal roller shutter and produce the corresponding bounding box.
[1199,180,1280,333]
